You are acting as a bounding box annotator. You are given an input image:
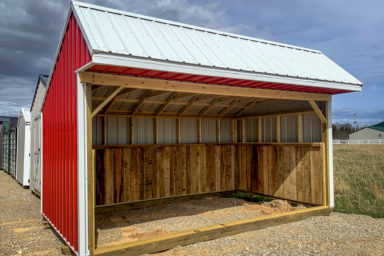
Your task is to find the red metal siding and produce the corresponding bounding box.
[42,14,91,252]
[87,65,352,95]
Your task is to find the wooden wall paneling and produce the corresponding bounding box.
[157,147,165,198]
[186,146,192,195]
[152,147,158,199]
[104,149,114,204]
[95,150,105,205]
[113,148,123,203]
[310,146,323,204]
[122,148,131,202]
[295,146,305,202]
[163,147,171,197]
[215,146,221,191]
[284,146,297,201]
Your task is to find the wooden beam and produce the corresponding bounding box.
[200,98,220,117]
[178,95,199,116]
[92,86,124,118]
[298,114,303,143]
[177,118,181,143]
[276,115,281,143]
[218,100,240,117]
[131,91,167,115]
[93,206,330,256]
[80,72,331,101]
[308,100,327,124]
[105,88,136,114]
[93,96,248,109]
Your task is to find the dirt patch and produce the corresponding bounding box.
[95,196,303,248]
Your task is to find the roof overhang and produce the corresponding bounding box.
[90,53,362,93]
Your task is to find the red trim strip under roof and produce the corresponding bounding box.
[87,64,351,95]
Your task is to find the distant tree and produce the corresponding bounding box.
[332,123,358,139]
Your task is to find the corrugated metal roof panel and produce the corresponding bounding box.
[72,1,362,87]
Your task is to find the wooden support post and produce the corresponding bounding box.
[232,120,237,143]
[297,114,303,143]
[216,119,221,143]
[258,118,262,142]
[130,117,134,144]
[241,119,246,143]
[177,118,181,144]
[154,118,159,144]
[198,119,202,143]
[276,115,281,143]
[86,84,95,254]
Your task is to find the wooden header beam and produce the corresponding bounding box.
[80,72,331,102]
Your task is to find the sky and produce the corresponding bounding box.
[0,0,383,127]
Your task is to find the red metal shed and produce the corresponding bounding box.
[41,1,362,255]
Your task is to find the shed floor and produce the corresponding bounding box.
[95,196,306,248]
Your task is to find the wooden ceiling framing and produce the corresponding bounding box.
[91,85,271,119]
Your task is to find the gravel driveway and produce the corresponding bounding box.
[0,170,383,256]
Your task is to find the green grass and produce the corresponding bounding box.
[333,144,384,218]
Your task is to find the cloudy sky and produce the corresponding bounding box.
[0,0,383,126]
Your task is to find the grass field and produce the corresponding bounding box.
[333,144,384,218]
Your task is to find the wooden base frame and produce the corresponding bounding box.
[93,205,330,256]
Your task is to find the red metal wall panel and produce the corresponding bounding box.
[42,14,91,253]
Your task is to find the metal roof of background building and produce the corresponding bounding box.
[71,0,362,89]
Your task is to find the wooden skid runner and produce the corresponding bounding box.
[94,143,324,206]
[94,206,331,256]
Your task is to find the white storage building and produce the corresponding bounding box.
[16,108,31,187]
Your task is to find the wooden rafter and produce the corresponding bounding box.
[235,99,275,117]
[199,98,220,117]
[105,88,137,113]
[130,90,171,115]
[178,95,199,116]
[156,93,193,115]
[218,100,240,117]
[91,86,124,118]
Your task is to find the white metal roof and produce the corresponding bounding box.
[71,1,362,91]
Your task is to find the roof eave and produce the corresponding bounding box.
[91,53,363,93]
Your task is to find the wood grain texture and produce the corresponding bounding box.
[94,143,324,206]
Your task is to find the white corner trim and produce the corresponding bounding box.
[40,113,43,214]
[327,99,334,208]
[76,74,89,256]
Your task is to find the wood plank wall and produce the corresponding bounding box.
[94,143,323,206]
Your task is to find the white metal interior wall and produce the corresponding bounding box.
[92,114,322,145]
[201,119,217,143]
[220,120,232,143]
[303,113,322,142]
[281,115,298,142]
[245,119,259,142]
[180,119,197,143]
[263,117,277,142]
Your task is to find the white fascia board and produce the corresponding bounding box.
[91,53,362,93]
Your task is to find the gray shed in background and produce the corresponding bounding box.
[29,75,48,196]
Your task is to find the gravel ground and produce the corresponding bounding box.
[0,171,64,256]
[1,169,383,256]
[96,196,301,247]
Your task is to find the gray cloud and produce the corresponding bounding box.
[0,0,382,124]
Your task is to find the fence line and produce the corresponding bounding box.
[333,139,384,144]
